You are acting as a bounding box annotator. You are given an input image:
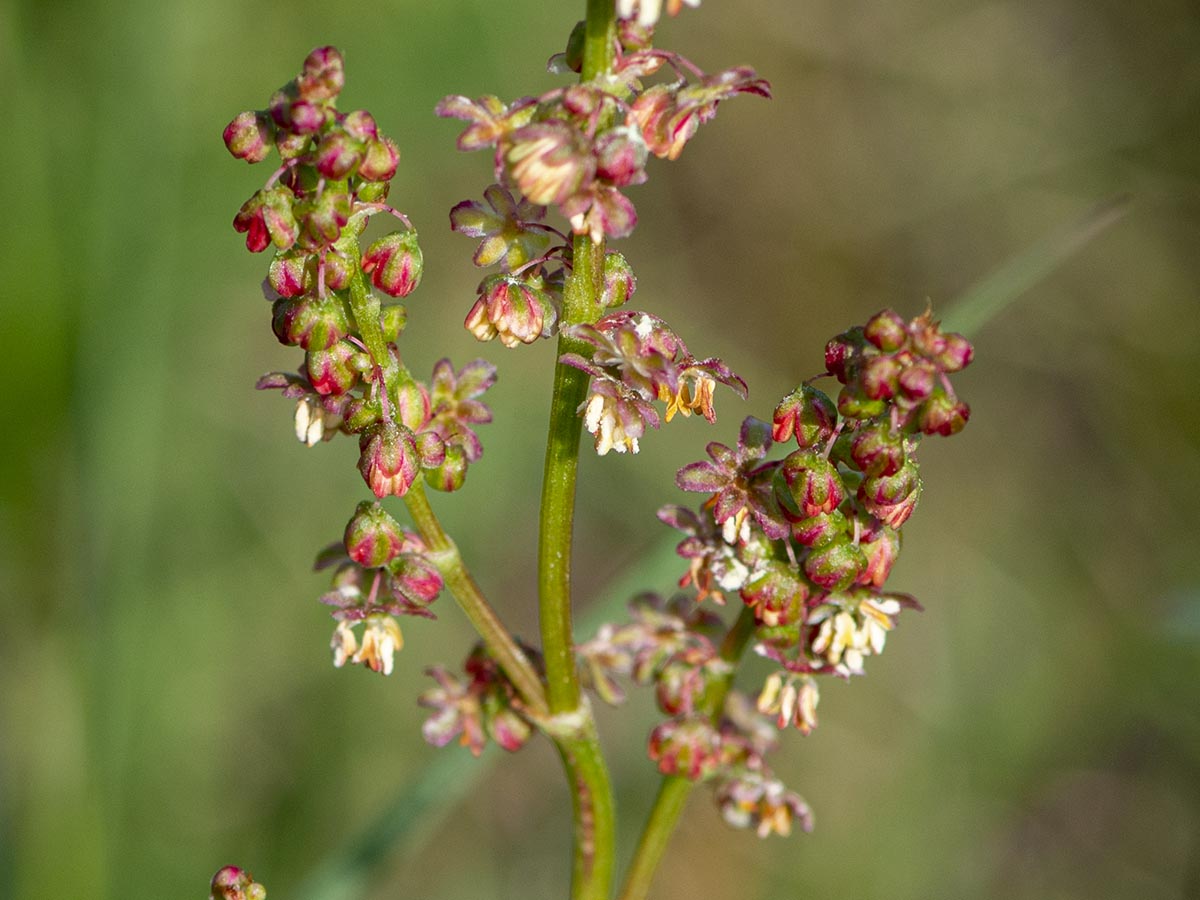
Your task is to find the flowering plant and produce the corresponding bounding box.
[215,3,973,898]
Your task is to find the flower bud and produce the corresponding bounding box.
[897,360,937,400]
[781,449,845,517]
[223,111,274,163]
[358,421,419,498]
[380,303,407,342]
[772,384,838,447]
[314,129,364,180]
[859,459,921,528]
[836,385,886,420]
[803,537,867,591]
[595,126,648,187]
[268,252,309,297]
[918,389,970,436]
[859,354,901,400]
[863,308,908,351]
[306,340,359,395]
[824,326,868,382]
[299,188,351,249]
[601,251,636,308]
[297,46,344,101]
[466,275,557,347]
[210,866,265,900]
[857,525,900,587]
[483,694,533,752]
[740,562,808,627]
[274,128,309,160]
[850,424,906,476]
[343,500,404,567]
[791,510,849,548]
[233,187,298,253]
[425,443,468,492]
[342,109,378,141]
[271,292,350,350]
[362,231,423,298]
[358,137,400,182]
[648,717,723,781]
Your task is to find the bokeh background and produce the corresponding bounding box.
[3,1,1199,898]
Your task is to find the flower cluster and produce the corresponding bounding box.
[579,308,971,835]
[439,24,768,245]
[576,595,811,837]
[210,866,266,900]
[419,644,538,757]
[316,501,444,676]
[225,47,498,500]
[562,311,748,454]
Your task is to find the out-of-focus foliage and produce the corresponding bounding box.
[2,1,1198,899]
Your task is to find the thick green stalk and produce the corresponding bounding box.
[404,482,548,717]
[618,607,759,900]
[536,2,618,898]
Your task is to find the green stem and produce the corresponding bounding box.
[404,481,548,717]
[617,607,758,900]
[536,3,617,898]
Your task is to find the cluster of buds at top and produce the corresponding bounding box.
[659,307,971,708]
[226,48,499,499]
[418,643,538,757]
[210,867,265,900]
[438,21,768,244]
[561,311,747,454]
[315,501,445,676]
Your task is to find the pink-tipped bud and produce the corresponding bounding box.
[344,500,404,567]
[859,355,901,400]
[267,253,309,297]
[918,390,970,436]
[342,109,378,142]
[772,384,838,448]
[467,275,557,347]
[897,360,937,400]
[850,425,906,476]
[358,138,400,182]
[299,188,351,249]
[362,231,423,298]
[358,421,420,498]
[210,866,265,900]
[791,510,849,548]
[233,187,298,253]
[595,126,648,187]
[314,130,364,180]
[306,340,359,395]
[781,450,845,517]
[271,293,349,350]
[938,333,974,372]
[859,460,921,528]
[298,46,345,101]
[425,443,468,492]
[803,537,867,591]
[857,526,900,587]
[223,111,274,163]
[863,308,908,351]
[824,326,868,382]
[601,251,637,309]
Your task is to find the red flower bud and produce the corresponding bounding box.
[271,293,350,350]
[648,717,723,781]
[343,500,404,567]
[314,129,364,180]
[358,137,400,182]
[223,111,274,163]
[863,308,908,351]
[850,425,906,476]
[803,537,867,591]
[772,384,838,448]
[358,421,420,498]
[297,46,345,102]
[233,187,298,253]
[781,450,845,517]
[306,340,359,395]
[918,391,970,436]
[362,231,423,298]
[791,510,849,548]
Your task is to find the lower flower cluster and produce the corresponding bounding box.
[576,308,973,837]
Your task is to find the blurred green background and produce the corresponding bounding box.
[3,0,1199,898]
